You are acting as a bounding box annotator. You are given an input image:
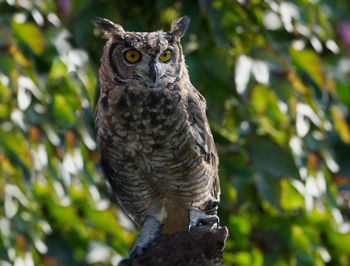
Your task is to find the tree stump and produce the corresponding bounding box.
[119,226,228,266]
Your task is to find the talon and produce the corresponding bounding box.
[188,220,198,232]
[188,209,220,231]
[215,215,220,229]
[203,215,220,228]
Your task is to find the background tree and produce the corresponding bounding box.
[0,0,349,265]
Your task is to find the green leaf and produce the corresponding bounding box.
[225,249,263,266]
[245,135,299,178]
[281,178,304,211]
[48,201,88,238]
[49,59,68,81]
[11,20,44,55]
[0,129,31,174]
[336,82,350,108]
[249,84,289,143]
[326,229,350,255]
[330,106,350,144]
[218,99,239,142]
[290,48,323,89]
[206,2,228,49]
[84,207,125,238]
[291,225,313,258]
[229,251,252,266]
[228,215,251,249]
[257,173,281,211]
[52,94,77,126]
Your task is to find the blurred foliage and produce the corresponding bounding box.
[0,0,350,265]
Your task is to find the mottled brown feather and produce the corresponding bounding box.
[95,17,220,234]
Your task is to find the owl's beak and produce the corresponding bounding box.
[149,61,158,84]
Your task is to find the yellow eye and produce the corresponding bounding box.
[159,50,172,62]
[124,49,141,63]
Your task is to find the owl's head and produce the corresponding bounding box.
[94,16,190,90]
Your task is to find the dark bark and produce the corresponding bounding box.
[119,226,228,266]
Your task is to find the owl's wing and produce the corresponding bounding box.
[187,86,220,200]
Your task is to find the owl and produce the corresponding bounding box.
[94,16,220,258]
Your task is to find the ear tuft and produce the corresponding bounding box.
[93,17,125,38]
[169,16,190,40]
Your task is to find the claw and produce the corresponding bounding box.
[215,215,220,229]
[203,214,220,229]
[188,209,220,231]
[188,219,199,232]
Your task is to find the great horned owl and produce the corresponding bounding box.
[94,16,220,257]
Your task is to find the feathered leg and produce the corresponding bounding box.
[128,215,162,258]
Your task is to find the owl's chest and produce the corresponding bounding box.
[103,86,187,156]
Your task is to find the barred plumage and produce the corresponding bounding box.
[94,16,220,257]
